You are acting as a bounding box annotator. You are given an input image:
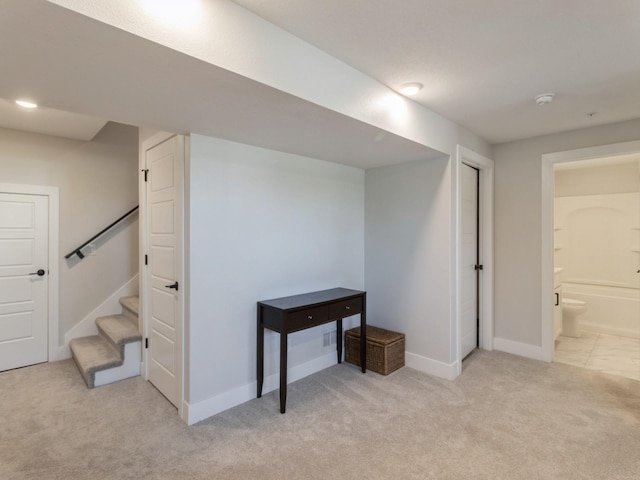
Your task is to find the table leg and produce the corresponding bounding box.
[257,309,264,398]
[280,332,288,414]
[336,318,343,363]
[360,297,367,373]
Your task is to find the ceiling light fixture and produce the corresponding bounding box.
[534,93,554,106]
[141,0,201,29]
[400,82,423,96]
[15,99,38,109]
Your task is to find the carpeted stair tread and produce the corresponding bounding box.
[96,314,141,347]
[69,336,122,388]
[69,296,141,389]
[119,296,139,316]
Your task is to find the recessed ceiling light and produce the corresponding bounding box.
[400,83,423,96]
[142,0,201,28]
[15,99,38,109]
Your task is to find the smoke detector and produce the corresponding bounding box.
[535,93,555,106]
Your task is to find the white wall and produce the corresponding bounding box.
[0,124,139,342]
[493,118,640,350]
[365,157,455,377]
[186,134,364,420]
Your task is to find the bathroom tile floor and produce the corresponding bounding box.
[555,330,640,381]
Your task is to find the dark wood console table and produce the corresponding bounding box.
[257,288,366,413]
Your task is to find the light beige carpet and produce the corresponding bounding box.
[1,350,638,479]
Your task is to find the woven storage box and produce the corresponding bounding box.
[345,325,405,375]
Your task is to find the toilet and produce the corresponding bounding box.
[562,298,587,338]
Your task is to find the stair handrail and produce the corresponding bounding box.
[65,205,139,259]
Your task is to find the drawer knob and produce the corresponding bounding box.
[345,306,350,310]
[308,315,313,319]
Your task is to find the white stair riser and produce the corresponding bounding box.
[94,341,142,387]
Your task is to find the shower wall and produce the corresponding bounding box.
[555,162,640,338]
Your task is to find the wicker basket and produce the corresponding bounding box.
[345,325,405,375]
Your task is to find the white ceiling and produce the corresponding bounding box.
[0,98,107,141]
[2,0,639,160]
[0,0,440,168]
[233,0,640,143]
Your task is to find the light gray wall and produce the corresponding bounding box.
[365,157,452,364]
[187,135,364,406]
[493,118,640,347]
[555,162,639,197]
[0,124,139,342]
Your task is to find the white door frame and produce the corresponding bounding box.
[540,139,640,361]
[139,132,186,421]
[452,146,494,376]
[0,183,60,362]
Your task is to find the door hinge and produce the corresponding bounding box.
[145,338,149,349]
[141,169,149,182]
[144,254,148,265]
[474,264,484,271]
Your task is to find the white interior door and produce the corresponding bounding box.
[145,135,183,407]
[461,164,479,359]
[0,193,49,371]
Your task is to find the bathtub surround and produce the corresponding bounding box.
[561,282,639,338]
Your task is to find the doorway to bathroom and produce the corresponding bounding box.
[542,141,640,382]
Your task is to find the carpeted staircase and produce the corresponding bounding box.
[69,296,142,388]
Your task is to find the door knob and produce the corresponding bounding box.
[29,269,46,277]
[165,281,179,291]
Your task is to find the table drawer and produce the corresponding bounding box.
[287,305,329,332]
[329,297,363,319]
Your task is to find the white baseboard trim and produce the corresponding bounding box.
[59,274,139,360]
[405,352,458,380]
[58,345,70,360]
[493,337,548,362]
[183,351,338,425]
